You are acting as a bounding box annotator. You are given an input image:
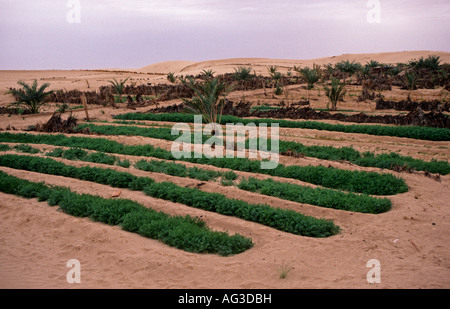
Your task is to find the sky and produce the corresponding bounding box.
[0,0,449,70]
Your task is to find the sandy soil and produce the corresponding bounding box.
[0,51,449,289]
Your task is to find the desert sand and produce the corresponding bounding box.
[0,51,449,289]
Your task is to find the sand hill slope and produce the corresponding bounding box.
[136,51,450,76]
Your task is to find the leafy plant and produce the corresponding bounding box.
[182,77,231,126]
[0,154,341,238]
[13,144,40,154]
[297,66,321,90]
[6,80,53,114]
[201,69,215,80]
[232,66,254,90]
[323,77,347,111]
[108,77,130,103]
[166,72,177,84]
[0,170,252,256]
[279,261,293,279]
[403,71,418,91]
[335,60,363,81]
[238,177,392,214]
[0,144,11,151]
[112,112,450,141]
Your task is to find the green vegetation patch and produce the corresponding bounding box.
[0,133,408,195]
[113,113,450,141]
[0,154,340,238]
[0,170,252,256]
[238,178,392,214]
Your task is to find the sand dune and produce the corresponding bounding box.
[135,51,450,76]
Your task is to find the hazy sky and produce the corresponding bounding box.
[1,0,449,69]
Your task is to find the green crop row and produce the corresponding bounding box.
[0,143,11,151]
[238,178,392,214]
[83,120,449,175]
[134,159,237,182]
[0,133,408,195]
[113,112,450,141]
[45,147,130,167]
[0,170,252,256]
[0,154,340,237]
[46,145,236,182]
[273,139,449,175]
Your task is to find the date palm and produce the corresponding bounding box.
[183,77,232,127]
[7,79,53,114]
[233,66,253,90]
[323,77,347,111]
[298,66,320,90]
[167,72,177,84]
[108,77,130,103]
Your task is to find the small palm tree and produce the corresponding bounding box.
[298,66,320,90]
[183,77,231,127]
[335,60,362,82]
[323,78,347,111]
[201,69,215,80]
[7,79,53,114]
[233,66,254,90]
[108,77,130,103]
[403,71,418,91]
[167,72,177,84]
[178,75,188,84]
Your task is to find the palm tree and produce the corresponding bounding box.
[108,77,130,103]
[403,71,418,91]
[335,60,362,82]
[232,66,254,90]
[183,77,232,127]
[167,72,177,84]
[7,79,53,114]
[201,69,215,80]
[323,78,347,111]
[298,66,320,90]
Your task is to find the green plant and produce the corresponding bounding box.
[0,154,341,238]
[201,69,215,80]
[112,112,450,141]
[0,133,413,194]
[183,77,231,126]
[232,66,254,90]
[166,72,177,84]
[108,77,130,103]
[238,177,392,214]
[323,77,347,111]
[274,84,283,95]
[279,261,293,279]
[6,80,53,114]
[13,144,40,154]
[335,60,363,81]
[404,71,418,91]
[297,66,321,90]
[0,170,252,256]
[410,55,442,71]
[116,159,131,168]
[0,144,11,151]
